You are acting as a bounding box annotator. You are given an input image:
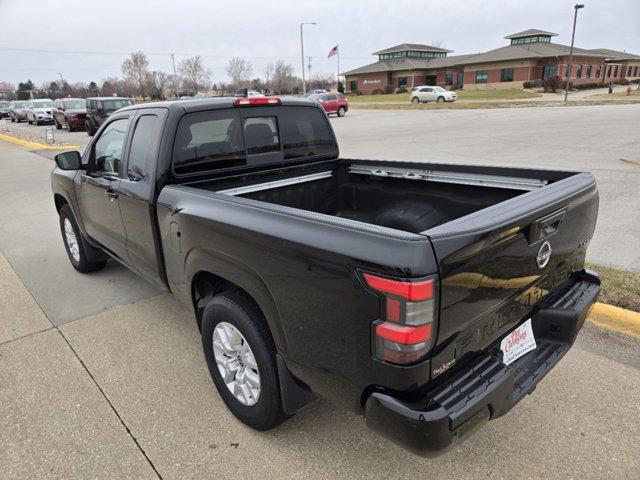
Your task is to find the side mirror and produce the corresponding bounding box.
[55,151,82,170]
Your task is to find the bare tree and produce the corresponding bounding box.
[226,57,252,90]
[151,71,170,99]
[266,60,294,94]
[179,56,210,94]
[430,40,445,49]
[121,51,150,98]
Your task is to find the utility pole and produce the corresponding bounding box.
[565,4,584,102]
[307,56,312,90]
[171,53,179,97]
[58,72,64,95]
[300,22,317,95]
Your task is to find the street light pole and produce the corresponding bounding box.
[564,4,584,102]
[300,22,316,95]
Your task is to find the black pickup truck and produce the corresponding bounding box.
[51,97,600,457]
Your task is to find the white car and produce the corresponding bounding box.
[410,86,457,104]
[26,99,54,125]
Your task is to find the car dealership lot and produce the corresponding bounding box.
[1,104,640,479]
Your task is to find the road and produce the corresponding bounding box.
[0,105,639,479]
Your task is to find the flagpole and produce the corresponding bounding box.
[337,44,340,92]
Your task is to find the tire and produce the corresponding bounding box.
[437,96,445,103]
[411,96,420,104]
[59,204,107,273]
[55,118,62,130]
[34,117,40,126]
[86,121,95,136]
[337,106,346,117]
[10,115,15,123]
[201,290,286,431]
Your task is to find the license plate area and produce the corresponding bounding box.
[500,319,537,366]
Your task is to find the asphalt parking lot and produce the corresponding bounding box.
[1,105,639,479]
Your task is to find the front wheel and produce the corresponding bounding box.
[411,96,420,104]
[201,291,286,431]
[34,118,40,126]
[337,106,346,117]
[437,96,445,103]
[59,204,107,273]
[55,118,62,130]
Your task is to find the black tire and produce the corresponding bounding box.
[34,118,40,126]
[437,96,445,103]
[411,96,420,104]
[86,121,95,136]
[59,204,107,273]
[10,115,15,122]
[55,118,62,130]
[201,291,286,431]
[337,106,346,117]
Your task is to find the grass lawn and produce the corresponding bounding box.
[586,263,640,313]
[347,89,541,103]
[588,89,640,99]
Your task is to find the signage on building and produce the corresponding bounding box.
[363,79,381,85]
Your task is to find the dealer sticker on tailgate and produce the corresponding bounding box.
[500,319,537,366]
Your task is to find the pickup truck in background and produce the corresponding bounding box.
[51,96,600,457]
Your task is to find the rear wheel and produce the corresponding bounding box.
[10,114,15,123]
[201,291,286,431]
[34,117,40,126]
[55,118,62,130]
[437,96,445,103]
[337,106,346,117]
[411,96,420,104]
[86,121,95,136]
[59,204,107,273]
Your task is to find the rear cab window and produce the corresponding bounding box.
[172,106,337,177]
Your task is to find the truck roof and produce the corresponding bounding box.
[119,96,318,114]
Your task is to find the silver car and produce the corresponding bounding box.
[26,99,54,125]
[410,86,457,104]
[9,100,29,122]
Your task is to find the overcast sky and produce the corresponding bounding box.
[1,0,639,87]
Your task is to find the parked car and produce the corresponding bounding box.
[308,89,328,95]
[8,100,29,122]
[53,98,87,132]
[51,96,600,458]
[0,100,10,118]
[312,92,348,117]
[410,86,457,103]
[85,97,133,136]
[26,99,54,125]
[234,89,264,98]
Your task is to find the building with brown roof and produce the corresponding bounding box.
[344,29,640,93]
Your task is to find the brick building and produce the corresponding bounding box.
[344,29,640,93]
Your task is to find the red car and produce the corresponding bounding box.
[52,98,87,132]
[310,92,348,117]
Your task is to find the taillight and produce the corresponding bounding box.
[233,97,282,106]
[362,272,438,364]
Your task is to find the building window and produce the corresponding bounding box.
[586,65,592,78]
[627,66,632,77]
[606,65,611,77]
[543,65,558,80]
[398,76,407,88]
[613,66,619,77]
[445,73,453,86]
[576,65,582,79]
[510,36,551,45]
[635,66,639,76]
[475,70,488,84]
[349,80,357,92]
[596,65,601,77]
[456,72,464,87]
[387,72,393,85]
[565,65,570,78]
[500,68,514,82]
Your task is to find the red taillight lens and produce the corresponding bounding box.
[363,272,438,365]
[233,97,282,106]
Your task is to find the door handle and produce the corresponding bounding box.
[106,189,118,200]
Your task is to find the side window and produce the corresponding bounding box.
[419,87,431,92]
[172,109,245,176]
[326,94,337,101]
[127,115,161,181]
[244,116,280,155]
[93,117,129,175]
[279,107,336,160]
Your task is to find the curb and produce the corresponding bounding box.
[588,302,640,340]
[0,133,80,151]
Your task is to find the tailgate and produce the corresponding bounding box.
[425,172,598,380]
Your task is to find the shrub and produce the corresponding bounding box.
[574,82,604,90]
[619,78,630,85]
[384,85,394,94]
[450,84,460,91]
[522,81,535,89]
[543,75,564,92]
[534,79,544,88]
[395,87,408,94]
[345,90,362,96]
[371,88,385,95]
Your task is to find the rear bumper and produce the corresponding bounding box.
[363,269,600,457]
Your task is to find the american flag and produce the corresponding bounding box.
[327,45,338,58]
